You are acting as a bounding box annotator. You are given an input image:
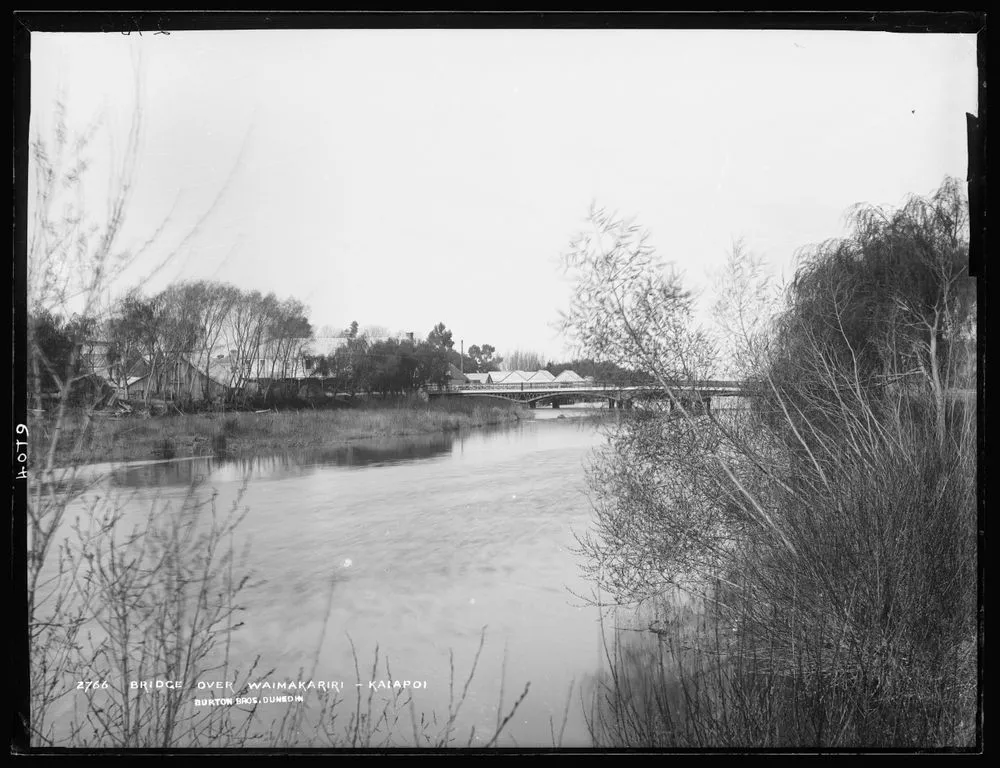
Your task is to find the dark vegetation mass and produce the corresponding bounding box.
[562,181,977,748]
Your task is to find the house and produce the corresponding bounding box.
[79,339,113,379]
[464,373,490,385]
[446,363,469,387]
[131,355,233,402]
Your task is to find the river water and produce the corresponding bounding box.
[53,407,616,748]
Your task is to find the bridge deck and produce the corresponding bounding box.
[428,381,745,398]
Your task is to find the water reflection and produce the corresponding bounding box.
[48,414,617,747]
[108,429,485,488]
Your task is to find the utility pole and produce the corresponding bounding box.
[460,340,464,374]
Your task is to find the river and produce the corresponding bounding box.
[46,407,616,748]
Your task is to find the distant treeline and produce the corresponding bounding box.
[26,280,506,408]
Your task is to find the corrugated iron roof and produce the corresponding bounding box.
[302,337,350,357]
[528,370,555,382]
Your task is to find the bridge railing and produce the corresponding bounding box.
[435,384,702,395]
[443,380,742,392]
[454,381,601,391]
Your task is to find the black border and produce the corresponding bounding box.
[10,10,987,757]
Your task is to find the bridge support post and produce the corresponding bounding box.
[528,401,536,409]
[552,400,560,409]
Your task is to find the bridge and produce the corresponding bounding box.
[426,380,746,411]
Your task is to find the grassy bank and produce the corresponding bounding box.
[34,395,532,466]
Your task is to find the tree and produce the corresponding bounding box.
[710,238,782,380]
[426,322,455,351]
[502,349,546,373]
[260,297,312,400]
[467,343,502,373]
[111,290,163,406]
[151,285,202,403]
[560,192,976,748]
[105,291,154,400]
[769,176,974,447]
[24,77,249,746]
[179,280,240,403]
[416,340,452,389]
[558,204,716,395]
[28,310,94,406]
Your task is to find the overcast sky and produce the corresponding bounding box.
[29,29,977,362]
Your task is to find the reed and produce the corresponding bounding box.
[584,384,978,749]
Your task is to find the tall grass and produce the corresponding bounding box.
[583,377,977,749]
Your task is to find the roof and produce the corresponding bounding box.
[465,373,490,384]
[204,355,237,386]
[302,337,349,357]
[527,370,555,382]
[554,370,584,383]
[446,363,468,382]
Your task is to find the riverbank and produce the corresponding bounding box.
[33,396,533,466]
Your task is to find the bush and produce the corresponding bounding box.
[562,185,977,748]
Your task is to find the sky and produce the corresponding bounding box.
[28,28,978,363]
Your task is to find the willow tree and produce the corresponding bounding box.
[558,206,729,607]
[769,176,974,447]
[561,189,977,748]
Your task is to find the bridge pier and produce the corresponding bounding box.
[551,400,560,409]
[669,396,713,416]
[528,401,536,410]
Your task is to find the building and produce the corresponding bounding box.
[445,363,469,387]
[132,355,233,401]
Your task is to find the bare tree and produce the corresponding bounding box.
[558,204,716,396]
[709,238,782,380]
[24,71,250,745]
[502,349,546,372]
[186,281,240,403]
